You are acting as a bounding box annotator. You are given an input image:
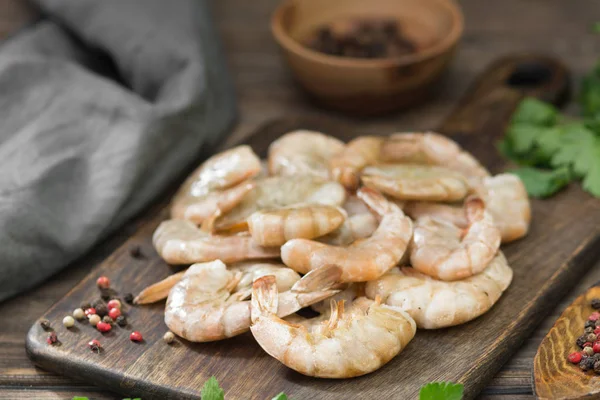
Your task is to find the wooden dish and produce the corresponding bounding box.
[271,0,464,115]
[534,282,600,399]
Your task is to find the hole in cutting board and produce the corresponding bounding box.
[506,62,553,88]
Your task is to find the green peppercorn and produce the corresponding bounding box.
[102,316,114,324]
[584,346,594,356]
[587,333,598,342]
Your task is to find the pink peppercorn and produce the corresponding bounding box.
[589,312,600,321]
[96,321,112,333]
[108,308,121,319]
[568,352,583,364]
[130,331,143,342]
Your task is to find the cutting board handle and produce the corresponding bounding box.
[438,54,569,168]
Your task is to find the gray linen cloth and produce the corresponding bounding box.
[0,0,236,301]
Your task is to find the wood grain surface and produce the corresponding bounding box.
[3,1,600,399]
[24,53,600,400]
[534,284,600,399]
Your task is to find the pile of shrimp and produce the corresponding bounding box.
[136,130,530,378]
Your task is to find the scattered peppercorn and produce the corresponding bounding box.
[88,314,101,327]
[580,357,596,371]
[584,342,593,349]
[102,316,114,324]
[39,318,51,330]
[115,315,127,327]
[587,333,598,342]
[73,308,85,320]
[584,346,594,357]
[123,294,134,305]
[130,331,143,342]
[85,307,97,317]
[163,331,175,344]
[569,352,583,364]
[47,332,58,345]
[586,320,596,329]
[592,298,600,309]
[92,299,105,309]
[129,245,144,259]
[63,316,75,328]
[97,321,112,333]
[592,342,600,354]
[88,339,101,353]
[95,304,108,317]
[595,319,600,328]
[108,308,122,320]
[96,276,110,289]
[107,299,121,310]
[577,335,588,348]
[585,326,594,334]
[589,312,600,321]
[100,288,118,301]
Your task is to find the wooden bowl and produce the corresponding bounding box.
[271,0,464,116]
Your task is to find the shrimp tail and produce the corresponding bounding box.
[357,186,400,217]
[326,300,344,331]
[291,264,342,293]
[464,196,485,222]
[134,271,186,304]
[251,275,278,322]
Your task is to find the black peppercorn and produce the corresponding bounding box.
[592,299,600,309]
[92,299,105,309]
[586,320,596,329]
[585,326,594,334]
[39,318,51,330]
[580,357,595,371]
[124,293,134,304]
[578,335,589,348]
[116,315,127,327]
[129,245,143,259]
[95,303,108,317]
[594,361,600,374]
[100,288,118,301]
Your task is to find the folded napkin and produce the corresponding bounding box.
[0,0,236,301]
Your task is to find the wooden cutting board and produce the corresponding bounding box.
[26,54,600,400]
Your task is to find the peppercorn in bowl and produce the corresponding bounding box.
[271,0,463,115]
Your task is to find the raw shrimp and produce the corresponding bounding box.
[329,136,383,190]
[403,201,467,228]
[281,187,412,282]
[247,204,346,246]
[319,196,379,246]
[365,252,513,329]
[410,197,501,281]
[361,164,469,202]
[309,283,364,314]
[165,261,342,342]
[171,145,261,224]
[482,173,531,243]
[268,130,345,179]
[380,132,490,178]
[215,176,346,232]
[250,276,416,378]
[134,262,300,305]
[153,219,279,265]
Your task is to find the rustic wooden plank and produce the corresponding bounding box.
[25,53,600,400]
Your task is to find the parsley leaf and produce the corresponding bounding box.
[419,382,464,400]
[510,97,559,126]
[511,167,572,198]
[580,62,600,118]
[272,393,288,400]
[201,376,225,400]
[72,397,89,400]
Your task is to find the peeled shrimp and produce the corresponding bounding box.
[319,196,378,246]
[362,164,469,202]
[165,261,342,342]
[365,252,513,329]
[482,173,531,243]
[250,276,416,378]
[403,201,467,228]
[171,145,261,224]
[215,176,346,232]
[153,219,279,265]
[247,204,346,246]
[134,262,299,305]
[309,283,364,314]
[268,130,345,179]
[410,197,501,281]
[380,132,490,178]
[329,136,383,190]
[281,187,412,282]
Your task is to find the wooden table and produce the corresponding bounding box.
[1,0,598,398]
